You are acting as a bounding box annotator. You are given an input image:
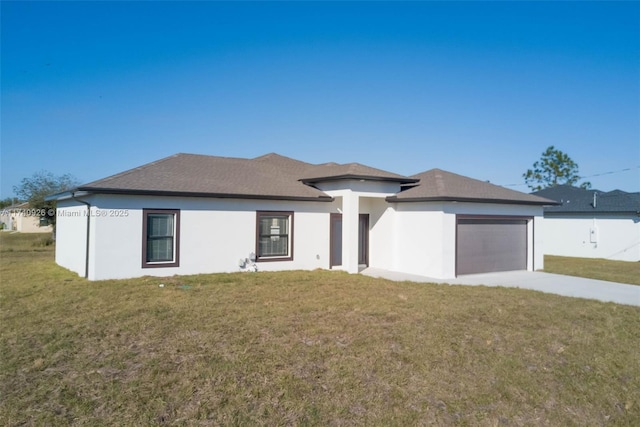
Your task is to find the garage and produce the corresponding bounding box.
[456,217,529,275]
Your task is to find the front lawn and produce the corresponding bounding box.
[1,233,639,426]
[545,255,640,286]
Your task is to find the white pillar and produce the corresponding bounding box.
[533,215,544,271]
[342,190,360,273]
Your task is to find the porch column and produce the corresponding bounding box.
[342,190,360,273]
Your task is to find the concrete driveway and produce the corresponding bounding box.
[361,268,640,307]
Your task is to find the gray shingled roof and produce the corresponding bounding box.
[78,153,332,201]
[532,185,640,213]
[75,153,416,201]
[55,153,554,206]
[388,169,556,205]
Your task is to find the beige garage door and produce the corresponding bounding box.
[456,218,528,275]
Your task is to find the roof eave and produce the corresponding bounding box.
[301,175,418,185]
[76,187,335,202]
[386,195,559,206]
[44,189,88,202]
[544,209,640,215]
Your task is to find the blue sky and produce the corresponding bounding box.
[2,1,639,198]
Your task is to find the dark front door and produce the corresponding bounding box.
[330,213,369,268]
[330,214,343,267]
[358,214,369,266]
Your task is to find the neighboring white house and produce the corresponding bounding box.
[47,153,554,281]
[532,186,640,262]
[0,202,54,233]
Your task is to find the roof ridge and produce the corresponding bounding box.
[254,152,314,167]
[253,152,280,160]
[412,167,472,178]
[415,168,503,193]
[301,161,413,182]
[179,152,256,162]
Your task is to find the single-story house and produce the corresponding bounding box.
[0,202,54,233]
[47,153,555,281]
[532,185,640,262]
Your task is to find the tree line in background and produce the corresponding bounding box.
[0,197,21,209]
[2,172,80,228]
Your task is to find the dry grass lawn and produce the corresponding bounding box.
[544,255,640,286]
[1,233,639,426]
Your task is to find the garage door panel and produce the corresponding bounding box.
[457,219,527,275]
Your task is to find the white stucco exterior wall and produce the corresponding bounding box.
[53,187,548,281]
[543,214,640,261]
[363,198,396,271]
[1,205,53,233]
[394,203,448,278]
[318,180,403,274]
[392,202,545,279]
[341,191,360,273]
[56,194,336,280]
[55,200,92,277]
[13,216,53,233]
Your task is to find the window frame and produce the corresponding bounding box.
[255,211,294,262]
[142,209,180,268]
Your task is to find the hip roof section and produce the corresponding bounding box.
[388,169,557,205]
[78,153,333,201]
[54,152,552,205]
[300,162,417,184]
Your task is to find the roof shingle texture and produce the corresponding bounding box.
[532,185,640,213]
[79,153,413,200]
[389,169,556,205]
[76,153,552,205]
[79,153,332,200]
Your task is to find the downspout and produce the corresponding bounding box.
[71,192,91,279]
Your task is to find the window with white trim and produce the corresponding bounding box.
[143,209,180,268]
[256,211,293,261]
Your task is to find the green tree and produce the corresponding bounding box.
[0,197,21,209]
[13,171,80,227]
[523,146,591,191]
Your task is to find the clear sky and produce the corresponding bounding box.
[2,1,639,198]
